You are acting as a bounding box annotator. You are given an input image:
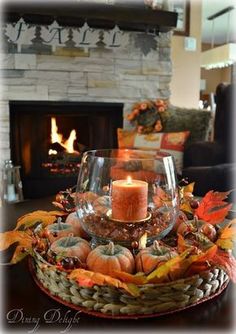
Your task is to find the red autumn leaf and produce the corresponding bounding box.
[195,190,232,224]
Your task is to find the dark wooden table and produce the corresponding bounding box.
[0,197,235,333]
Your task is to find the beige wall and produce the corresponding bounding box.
[201,66,231,95]
[201,42,232,94]
[170,0,202,108]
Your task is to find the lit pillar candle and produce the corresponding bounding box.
[111,176,148,222]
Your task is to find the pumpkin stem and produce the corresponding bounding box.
[153,240,162,253]
[57,217,62,229]
[193,215,199,230]
[65,234,73,247]
[107,241,115,255]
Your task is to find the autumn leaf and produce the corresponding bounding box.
[177,234,190,253]
[179,182,195,198]
[138,232,147,250]
[15,210,67,230]
[146,249,192,283]
[216,219,236,250]
[68,268,140,296]
[0,230,34,264]
[52,202,66,211]
[109,271,147,285]
[186,245,218,276]
[180,202,193,214]
[0,231,33,251]
[11,245,32,264]
[195,190,232,224]
[179,182,195,214]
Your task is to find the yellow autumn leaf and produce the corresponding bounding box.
[68,268,140,297]
[0,231,33,251]
[0,230,34,264]
[15,210,67,230]
[183,182,195,195]
[109,271,147,285]
[146,249,192,283]
[180,202,193,214]
[10,245,32,264]
[216,219,236,250]
[216,239,234,251]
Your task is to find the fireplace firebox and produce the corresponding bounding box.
[10,101,123,198]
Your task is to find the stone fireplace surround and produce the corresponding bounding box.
[0,31,172,167]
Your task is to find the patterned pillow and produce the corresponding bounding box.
[117,128,190,174]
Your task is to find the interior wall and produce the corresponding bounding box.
[201,66,231,95]
[170,0,202,108]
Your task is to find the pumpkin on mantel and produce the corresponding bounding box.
[135,240,178,274]
[86,242,135,275]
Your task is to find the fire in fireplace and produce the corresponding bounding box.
[10,101,123,198]
[42,117,82,176]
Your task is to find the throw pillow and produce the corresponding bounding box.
[117,128,190,174]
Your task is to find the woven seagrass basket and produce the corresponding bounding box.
[30,250,229,318]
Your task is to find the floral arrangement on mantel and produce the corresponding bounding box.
[0,183,236,316]
[127,99,168,134]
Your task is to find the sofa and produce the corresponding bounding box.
[182,83,235,198]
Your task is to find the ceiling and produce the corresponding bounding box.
[201,0,236,45]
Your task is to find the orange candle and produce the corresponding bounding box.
[111,176,148,222]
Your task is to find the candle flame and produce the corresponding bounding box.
[127,176,132,185]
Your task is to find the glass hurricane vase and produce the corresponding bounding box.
[75,149,179,247]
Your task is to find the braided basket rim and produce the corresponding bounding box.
[29,252,230,319]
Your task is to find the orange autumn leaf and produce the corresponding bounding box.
[186,245,218,276]
[216,219,236,250]
[195,190,232,224]
[68,268,140,296]
[109,271,147,285]
[0,230,33,264]
[10,245,31,264]
[0,230,33,251]
[177,234,190,253]
[15,210,67,230]
[146,249,192,283]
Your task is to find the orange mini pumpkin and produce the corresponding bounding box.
[135,240,178,274]
[50,236,91,262]
[65,212,88,239]
[45,223,74,243]
[86,242,135,275]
